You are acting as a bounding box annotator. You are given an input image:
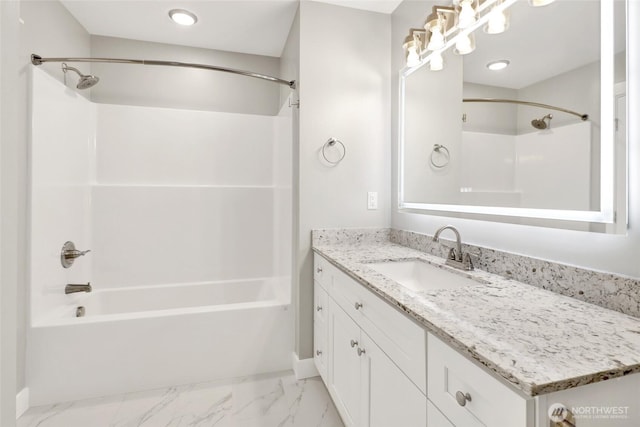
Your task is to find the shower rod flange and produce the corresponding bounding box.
[31,54,296,89]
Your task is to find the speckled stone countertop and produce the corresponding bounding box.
[313,240,640,397]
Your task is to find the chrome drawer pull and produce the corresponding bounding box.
[316,305,322,312]
[455,391,472,407]
[316,350,322,356]
[350,339,358,348]
[357,347,366,356]
[354,302,363,310]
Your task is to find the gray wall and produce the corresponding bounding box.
[296,1,391,359]
[392,0,640,278]
[90,36,281,115]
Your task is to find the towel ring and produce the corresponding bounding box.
[322,137,346,165]
[430,144,450,168]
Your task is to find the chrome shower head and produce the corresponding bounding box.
[62,63,99,90]
[531,113,552,130]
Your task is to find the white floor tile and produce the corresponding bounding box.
[18,372,343,427]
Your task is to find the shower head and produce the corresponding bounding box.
[531,113,552,130]
[62,63,99,89]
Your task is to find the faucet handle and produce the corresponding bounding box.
[447,247,458,262]
[462,253,474,270]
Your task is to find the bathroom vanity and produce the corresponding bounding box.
[312,233,640,427]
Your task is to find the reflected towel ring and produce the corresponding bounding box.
[430,144,450,168]
[322,137,346,165]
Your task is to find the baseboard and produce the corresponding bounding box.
[16,387,29,419]
[291,352,319,380]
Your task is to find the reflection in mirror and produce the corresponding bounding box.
[399,0,627,229]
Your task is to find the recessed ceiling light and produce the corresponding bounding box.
[486,60,510,71]
[169,9,198,26]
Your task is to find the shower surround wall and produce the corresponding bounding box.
[27,68,293,405]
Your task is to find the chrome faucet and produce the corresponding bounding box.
[65,282,92,294]
[432,226,473,271]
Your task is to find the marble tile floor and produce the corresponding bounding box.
[18,371,344,427]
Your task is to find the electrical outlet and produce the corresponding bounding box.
[367,192,378,210]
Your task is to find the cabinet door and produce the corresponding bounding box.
[361,333,427,427]
[328,300,362,427]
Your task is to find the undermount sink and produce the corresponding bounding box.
[367,259,482,292]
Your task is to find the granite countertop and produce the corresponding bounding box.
[312,241,640,397]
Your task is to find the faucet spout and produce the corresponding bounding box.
[65,282,92,294]
[433,225,463,262]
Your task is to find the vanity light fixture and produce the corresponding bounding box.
[486,59,510,70]
[403,29,427,68]
[430,51,445,71]
[169,9,198,26]
[455,0,477,29]
[424,6,456,51]
[484,2,509,34]
[454,33,476,55]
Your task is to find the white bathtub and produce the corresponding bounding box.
[26,278,293,406]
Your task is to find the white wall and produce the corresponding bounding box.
[90,36,282,116]
[4,0,92,402]
[30,69,95,323]
[296,1,391,359]
[392,0,640,279]
[92,104,283,287]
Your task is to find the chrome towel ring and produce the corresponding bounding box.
[430,144,450,168]
[322,137,346,165]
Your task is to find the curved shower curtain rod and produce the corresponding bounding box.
[31,54,296,89]
[463,98,588,121]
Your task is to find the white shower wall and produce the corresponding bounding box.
[92,104,285,287]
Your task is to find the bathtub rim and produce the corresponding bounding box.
[31,276,291,328]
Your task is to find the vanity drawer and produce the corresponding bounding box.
[314,316,328,381]
[314,253,334,290]
[427,333,531,427]
[331,265,427,394]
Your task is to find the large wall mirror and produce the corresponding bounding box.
[399,0,627,230]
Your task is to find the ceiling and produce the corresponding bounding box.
[61,0,403,58]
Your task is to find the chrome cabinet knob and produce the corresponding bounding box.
[455,391,471,407]
[316,267,323,273]
[316,305,322,312]
[357,348,366,356]
[316,350,322,356]
[350,339,358,348]
[354,302,363,310]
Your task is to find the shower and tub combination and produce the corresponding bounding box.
[27,55,295,405]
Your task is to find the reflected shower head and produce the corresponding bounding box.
[531,113,552,130]
[62,63,99,89]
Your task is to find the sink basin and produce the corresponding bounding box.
[367,259,482,292]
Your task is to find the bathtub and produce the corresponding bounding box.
[26,277,293,406]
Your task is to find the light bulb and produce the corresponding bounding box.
[427,26,445,51]
[457,0,476,29]
[454,34,475,55]
[406,46,420,68]
[169,9,198,26]
[485,9,508,34]
[528,0,555,6]
[430,52,444,71]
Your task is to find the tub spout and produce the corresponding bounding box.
[65,282,92,294]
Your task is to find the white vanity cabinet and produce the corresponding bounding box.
[314,253,427,427]
[314,252,640,427]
